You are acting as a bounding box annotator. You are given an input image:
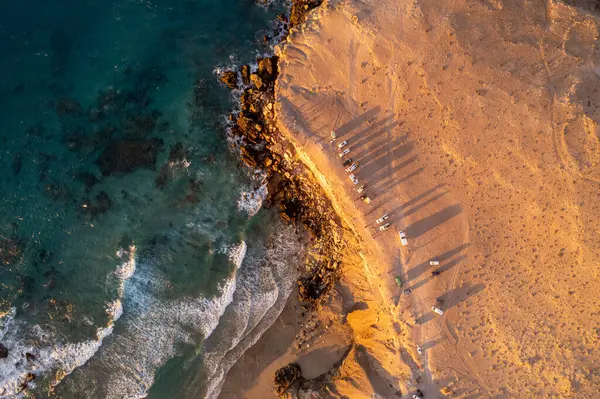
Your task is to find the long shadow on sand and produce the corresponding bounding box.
[408,255,468,292]
[389,190,449,225]
[437,283,485,309]
[418,282,484,324]
[334,106,381,137]
[404,204,463,238]
[406,243,470,281]
[355,345,402,397]
[375,167,424,195]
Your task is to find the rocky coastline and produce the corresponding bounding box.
[221,0,340,307]
[220,0,353,396]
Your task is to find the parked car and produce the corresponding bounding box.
[357,184,366,193]
[394,276,403,287]
[338,148,350,157]
[398,231,408,246]
[349,174,359,185]
[342,158,353,167]
[429,260,439,266]
[376,214,389,224]
[337,140,348,149]
[345,162,359,172]
[379,222,391,231]
[431,306,444,315]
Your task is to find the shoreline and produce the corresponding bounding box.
[217,1,361,397]
[218,1,414,398]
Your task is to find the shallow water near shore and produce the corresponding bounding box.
[0,0,300,397]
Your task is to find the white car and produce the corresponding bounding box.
[431,306,444,315]
[338,148,350,158]
[376,214,389,224]
[337,140,348,149]
[429,260,440,266]
[398,231,408,246]
[379,222,391,231]
[345,162,359,173]
[417,345,423,355]
[357,184,366,193]
[349,174,359,185]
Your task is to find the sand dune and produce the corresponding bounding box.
[264,0,600,397]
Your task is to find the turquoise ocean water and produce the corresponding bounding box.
[0,0,301,397]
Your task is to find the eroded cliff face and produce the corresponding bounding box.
[224,53,346,308]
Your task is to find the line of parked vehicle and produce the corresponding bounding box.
[336,136,412,246]
[337,140,365,196]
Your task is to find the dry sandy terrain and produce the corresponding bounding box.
[221,0,600,398]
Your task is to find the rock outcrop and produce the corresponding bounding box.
[274,363,302,396]
[96,138,163,176]
[0,343,8,359]
[273,345,354,398]
[223,53,344,306]
[219,70,238,89]
[289,0,324,27]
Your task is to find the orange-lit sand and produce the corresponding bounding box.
[221,0,600,397]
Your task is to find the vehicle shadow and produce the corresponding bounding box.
[418,282,484,324]
[406,243,471,281]
[408,254,467,291]
[334,106,382,137]
[437,283,485,309]
[404,204,463,238]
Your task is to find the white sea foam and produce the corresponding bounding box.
[237,184,268,217]
[56,240,249,398]
[57,230,301,399]
[201,227,302,399]
[0,312,115,397]
[0,246,137,397]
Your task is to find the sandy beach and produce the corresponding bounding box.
[221,0,600,397]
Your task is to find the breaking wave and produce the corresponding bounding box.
[0,246,136,397]
[237,183,268,217]
[200,227,302,399]
[55,241,251,398]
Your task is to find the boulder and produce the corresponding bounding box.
[289,0,323,27]
[168,141,189,162]
[250,73,263,90]
[219,70,238,89]
[236,115,255,133]
[18,372,35,393]
[240,146,258,168]
[0,343,8,359]
[274,363,303,396]
[93,191,112,215]
[241,65,251,85]
[258,57,274,79]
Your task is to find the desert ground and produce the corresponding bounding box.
[221,0,600,397]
